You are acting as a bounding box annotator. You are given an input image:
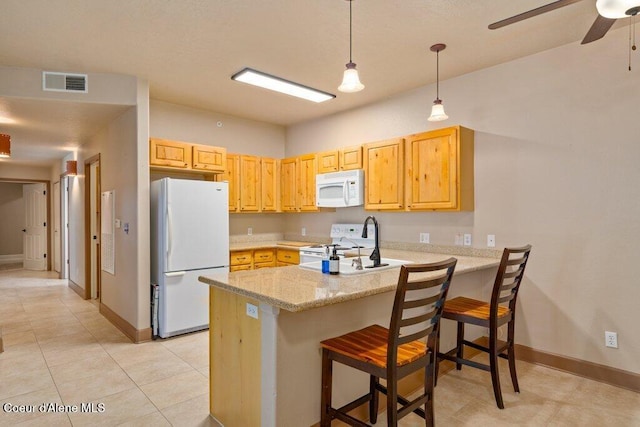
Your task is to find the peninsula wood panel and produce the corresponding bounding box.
[239,155,261,212]
[261,157,279,212]
[280,157,298,212]
[210,288,261,426]
[363,138,404,210]
[149,138,191,169]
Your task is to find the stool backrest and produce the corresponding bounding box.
[388,258,457,368]
[490,245,532,324]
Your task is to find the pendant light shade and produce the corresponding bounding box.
[339,62,364,93]
[338,0,364,93]
[596,0,639,18]
[0,134,10,158]
[428,43,449,122]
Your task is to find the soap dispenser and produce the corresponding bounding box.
[321,245,330,274]
[329,245,340,275]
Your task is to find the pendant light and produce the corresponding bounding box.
[0,134,10,158]
[338,0,364,93]
[428,43,449,122]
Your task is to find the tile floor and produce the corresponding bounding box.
[1,269,639,426]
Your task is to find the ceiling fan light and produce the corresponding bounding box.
[428,99,449,122]
[596,0,639,18]
[338,62,365,93]
[0,134,10,158]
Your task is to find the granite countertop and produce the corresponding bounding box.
[199,248,500,313]
[229,240,322,251]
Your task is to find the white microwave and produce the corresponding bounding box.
[316,169,364,208]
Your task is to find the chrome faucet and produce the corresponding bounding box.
[362,216,384,268]
[340,236,363,270]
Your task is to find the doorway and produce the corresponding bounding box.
[60,176,70,279]
[84,154,101,300]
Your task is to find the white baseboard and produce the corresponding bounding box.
[0,254,23,264]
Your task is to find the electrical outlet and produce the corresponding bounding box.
[247,227,253,236]
[605,331,618,348]
[419,232,430,244]
[246,303,259,319]
[463,233,472,246]
[301,227,306,236]
[487,234,496,247]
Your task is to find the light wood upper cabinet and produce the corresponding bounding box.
[405,126,474,211]
[339,145,362,170]
[222,153,239,212]
[317,151,340,173]
[192,144,226,172]
[238,155,261,212]
[150,138,191,169]
[317,146,362,173]
[298,153,318,212]
[261,157,279,212]
[280,157,298,212]
[363,138,404,210]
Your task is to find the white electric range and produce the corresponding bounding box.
[299,223,376,264]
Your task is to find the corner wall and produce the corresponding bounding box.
[285,28,640,375]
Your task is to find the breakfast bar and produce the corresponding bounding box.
[199,248,500,426]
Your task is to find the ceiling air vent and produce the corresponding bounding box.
[42,71,88,93]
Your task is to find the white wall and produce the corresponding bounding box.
[285,28,640,374]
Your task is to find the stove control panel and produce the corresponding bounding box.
[329,223,375,240]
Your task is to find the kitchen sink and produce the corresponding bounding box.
[298,258,412,275]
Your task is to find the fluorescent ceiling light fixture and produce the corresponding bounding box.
[231,68,335,103]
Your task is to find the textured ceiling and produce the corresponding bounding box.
[0,0,626,166]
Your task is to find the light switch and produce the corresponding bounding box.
[115,219,121,228]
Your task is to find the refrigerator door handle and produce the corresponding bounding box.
[166,203,173,262]
[164,271,186,277]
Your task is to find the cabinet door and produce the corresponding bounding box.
[406,128,457,210]
[261,158,279,212]
[239,155,261,212]
[149,138,191,169]
[363,138,404,210]
[192,144,227,172]
[280,157,298,212]
[339,145,362,170]
[222,154,240,212]
[276,249,300,265]
[317,150,339,173]
[298,153,318,212]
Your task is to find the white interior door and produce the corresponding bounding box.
[90,162,100,299]
[53,181,61,273]
[61,176,69,279]
[23,183,47,271]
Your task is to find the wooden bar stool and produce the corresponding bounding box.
[320,258,457,426]
[437,245,532,409]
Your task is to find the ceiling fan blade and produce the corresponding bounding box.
[581,15,616,44]
[489,0,583,29]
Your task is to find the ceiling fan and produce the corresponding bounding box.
[489,0,640,44]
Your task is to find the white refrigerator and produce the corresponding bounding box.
[151,178,229,338]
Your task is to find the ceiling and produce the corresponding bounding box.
[0,0,625,166]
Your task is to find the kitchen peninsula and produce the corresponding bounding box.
[199,247,500,426]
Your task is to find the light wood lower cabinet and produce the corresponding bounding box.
[230,248,295,271]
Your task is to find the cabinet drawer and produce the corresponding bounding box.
[253,249,275,263]
[254,260,276,269]
[230,251,253,266]
[276,249,300,265]
[230,264,252,272]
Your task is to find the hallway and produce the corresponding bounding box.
[0,269,213,426]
